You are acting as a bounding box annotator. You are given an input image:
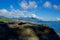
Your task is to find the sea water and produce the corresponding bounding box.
[35,21,60,33]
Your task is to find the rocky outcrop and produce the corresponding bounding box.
[0,21,60,40]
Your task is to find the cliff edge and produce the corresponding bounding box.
[0,21,60,40]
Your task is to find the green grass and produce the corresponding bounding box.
[0,17,16,22]
[0,17,23,22]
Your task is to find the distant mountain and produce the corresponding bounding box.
[11,17,42,22]
[0,16,42,22]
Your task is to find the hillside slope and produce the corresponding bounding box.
[0,16,17,22]
[0,21,60,40]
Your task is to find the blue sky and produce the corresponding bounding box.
[0,0,60,21]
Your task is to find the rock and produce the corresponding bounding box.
[0,21,60,40]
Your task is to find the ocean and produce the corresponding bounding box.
[34,21,60,33]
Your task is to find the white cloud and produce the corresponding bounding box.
[20,0,28,10]
[53,5,60,10]
[31,14,41,19]
[0,9,8,13]
[20,0,37,10]
[0,8,41,20]
[56,18,60,21]
[43,1,60,10]
[28,1,37,9]
[43,1,51,8]
[0,9,9,17]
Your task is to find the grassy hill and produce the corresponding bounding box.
[0,16,15,22]
[0,20,60,40]
[0,16,24,22]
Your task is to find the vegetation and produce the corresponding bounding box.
[0,16,60,40]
